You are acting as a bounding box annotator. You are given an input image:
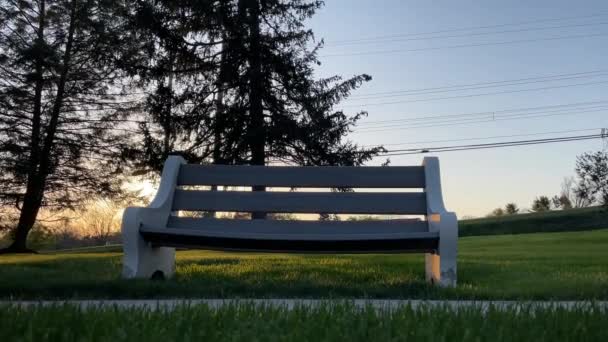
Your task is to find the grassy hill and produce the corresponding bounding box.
[459,206,608,237]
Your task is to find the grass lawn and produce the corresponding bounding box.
[1,303,607,342]
[0,229,607,300]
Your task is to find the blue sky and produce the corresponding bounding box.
[308,0,608,217]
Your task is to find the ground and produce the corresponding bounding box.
[0,229,607,300]
[1,229,607,341]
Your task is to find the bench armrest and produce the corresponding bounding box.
[423,157,458,233]
[124,155,186,230]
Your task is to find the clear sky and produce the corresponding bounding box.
[308,0,608,217]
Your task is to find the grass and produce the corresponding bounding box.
[0,229,607,300]
[1,303,607,341]
[459,206,608,236]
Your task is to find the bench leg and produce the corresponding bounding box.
[425,214,458,287]
[122,209,175,279]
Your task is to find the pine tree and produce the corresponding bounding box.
[122,1,384,220]
[0,0,131,252]
[123,0,382,171]
[120,0,222,173]
[219,0,383,218]
[216,0,382,168]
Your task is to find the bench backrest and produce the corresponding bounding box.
[149,156,448,221]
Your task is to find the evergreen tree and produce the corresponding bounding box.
[123,0,383,219]
[0,0,130,252]
[219,0,383,218]
[120,0,221,173]
[124,0,383,171]
[216,0,382,168]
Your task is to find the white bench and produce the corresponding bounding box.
[121,156,458,287]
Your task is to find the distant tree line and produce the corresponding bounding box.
[487,150,608,217]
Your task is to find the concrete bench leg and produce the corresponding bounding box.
[121,209,175,279]
[425,214,457,287]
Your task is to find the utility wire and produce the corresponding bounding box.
[355,107,608,133]
[349,70,608,100]
[357,100,608,126]
[327,21,608,47]
[379,134,604,156]
[365,127,605,147]
[322,32,608,57]
[356,103,608,130]
[329,12,608,44]
[343,79,608,107]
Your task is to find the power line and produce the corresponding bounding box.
[343,79,608,107]
[328,12,608,44]
[356,103,608,131]
[379,134,604,156]
[349,70,608,100]
[321,32,608,58]
[357,100,608,126]
[355,107,608,133]
[366,127,605,147]
[327,21,608,47]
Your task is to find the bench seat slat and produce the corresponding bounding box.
[178,165,425,188]
[172,190,427,215]
[139,225,438,253]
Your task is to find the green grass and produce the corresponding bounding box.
[1,229,607,300]
[1,304,607,341]
[459,206,608,236]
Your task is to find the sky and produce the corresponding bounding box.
[307,0,608,217]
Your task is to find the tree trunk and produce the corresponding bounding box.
[209,36,227,218]
[247,0,267,220]
[3,0,47,253]
[5,1,76,252]
[162,51,175,159]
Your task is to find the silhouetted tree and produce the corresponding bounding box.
[531,196,551,212]
[558,176,593,208]
[124,0,384,220]
[119,0,221,173]
[489,208,505,217]
[552,194,572,210]
[505,203,519,215]
[0,0,130,252]
[575,151,608,206]
[221,0,384,218]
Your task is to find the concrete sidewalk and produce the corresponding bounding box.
[2,299,606,311]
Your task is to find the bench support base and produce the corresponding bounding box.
[122,209,175,279]
[425,252,456,287]
[424,213,457,287]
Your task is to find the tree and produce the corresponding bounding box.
[124,0,383,219]
[119,0,220,173]
[552,194,572,210]
[504,203,519,215]
[558,176,592,209]
[575,151,608,206]
[531,196,551,212]
[0,0,130,252]
[219,0,382,164]
[489,208,504,217]
[220,0,384,218]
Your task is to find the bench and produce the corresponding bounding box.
[121,156,458,287]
